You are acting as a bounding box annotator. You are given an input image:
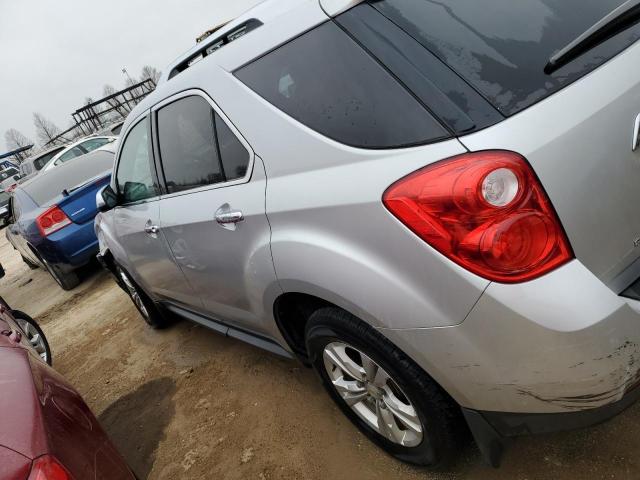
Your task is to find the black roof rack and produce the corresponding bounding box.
[168,19,263,80]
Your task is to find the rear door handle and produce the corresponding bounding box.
[633,113,640,152]
[215,204,244,231]
[144,221,159,235]
[215,211,244,224]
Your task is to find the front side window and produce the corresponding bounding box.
[116,118,159,203]
[157,96,223,194]
[234,21,447,148]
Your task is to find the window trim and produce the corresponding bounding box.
[113,112,161,207]
[150,89,255,200]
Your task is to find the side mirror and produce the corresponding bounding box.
[97,185,118,212]
[123,182,148,203]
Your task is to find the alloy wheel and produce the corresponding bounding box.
[119,270,149,319]
[16,318,48,363]
[323,341,423,447]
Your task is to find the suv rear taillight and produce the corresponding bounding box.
[383,150,573,283]
[28,455,73,480]
[36,206,71,237]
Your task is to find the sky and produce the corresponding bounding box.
[0,0,262,151]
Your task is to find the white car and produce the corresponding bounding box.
[41,136,117,172]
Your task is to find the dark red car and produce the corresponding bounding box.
[0,296,135,480]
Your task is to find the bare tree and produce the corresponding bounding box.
[140,65,161,85]
[33,112,61,146]
[4,129,33,161]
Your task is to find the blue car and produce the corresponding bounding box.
[6,150,114,290]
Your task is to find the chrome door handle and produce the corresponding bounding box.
[215,204,244,231]
[633,113,640,152]
[215,211,244,224]
[144,224,159,235]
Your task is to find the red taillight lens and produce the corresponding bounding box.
[36,206,72,237]
[383,150,574,283]
[28,455,73,480]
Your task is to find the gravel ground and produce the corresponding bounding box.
[1,232,639,479]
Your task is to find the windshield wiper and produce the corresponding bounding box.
[545,0,640,74]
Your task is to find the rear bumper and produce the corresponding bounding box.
[378,259,640,466]
[381,260,640,415]
[461,383,640,467]
[37,221,99,272]
[472,380,640,437]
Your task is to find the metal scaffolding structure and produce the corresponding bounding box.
[45,78,156,147]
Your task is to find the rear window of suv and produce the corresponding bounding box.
[235,21,449,148]
[372,0,640,116]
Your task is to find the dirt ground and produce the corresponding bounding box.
[2,233,640,480]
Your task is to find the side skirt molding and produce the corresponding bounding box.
[162,302,295,360]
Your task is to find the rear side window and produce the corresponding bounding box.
[57,146,86,164]
[157,96,223,193]
[156,95,251,193]
[235,22,448,148]
[33,149,62,170]
[81,138,112,152]
[214,114,249,181]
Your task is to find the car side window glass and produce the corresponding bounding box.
[58,146,85,164]
[81,138,111,152]
[235,21,448,148]
[10,196,20,221]
[214,114,249,181]
[116,118,159,203]
[157,95,223,194]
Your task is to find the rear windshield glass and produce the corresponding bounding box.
[22,150,114,206]
[373,0,640,116]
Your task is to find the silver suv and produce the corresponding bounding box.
[95,0,640,467]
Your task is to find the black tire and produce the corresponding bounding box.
[11,310,52,366]
[41,256,80,291]
[115,265,171,329]
[21,255,39,270]
[305,307,467,468]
